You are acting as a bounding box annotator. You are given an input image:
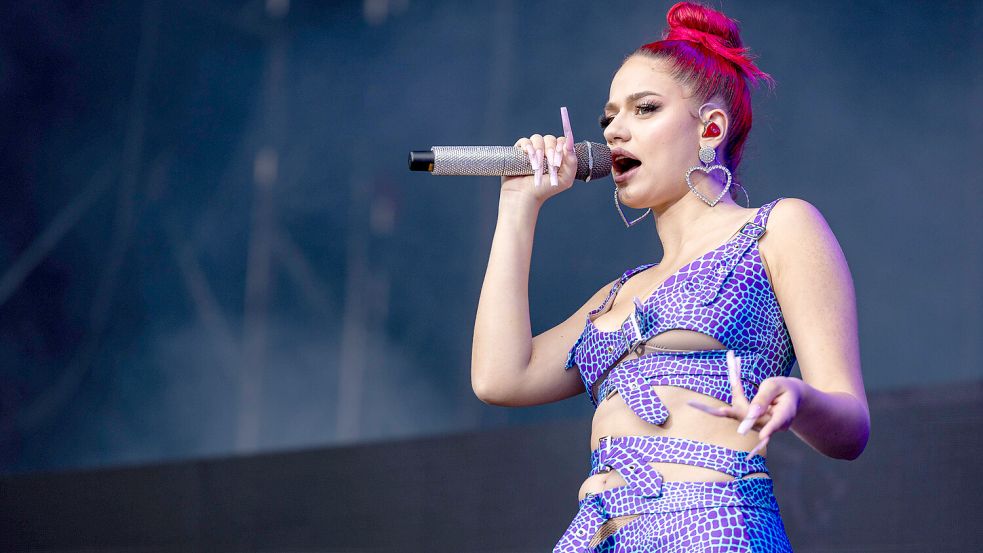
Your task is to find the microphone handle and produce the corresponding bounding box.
[408,141,610,182]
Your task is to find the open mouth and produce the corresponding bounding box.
[611,148,642,183]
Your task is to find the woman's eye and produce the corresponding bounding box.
[601,103,660,128]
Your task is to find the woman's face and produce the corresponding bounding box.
[602,55,704,210]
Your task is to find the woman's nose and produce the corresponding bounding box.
[603,114,628,144]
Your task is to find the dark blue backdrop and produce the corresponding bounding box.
[0,0,980,474]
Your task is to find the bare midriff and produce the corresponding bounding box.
[577,330,770,502]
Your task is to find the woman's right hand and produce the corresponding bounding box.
[501,109,579,205]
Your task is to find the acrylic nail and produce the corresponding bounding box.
[545,148,557,186]
[746,437,769,460]
[738,404,762,435]
[560,106,576,153]
[554,148,563,167]
[687,400,717,415]
[687,401,708,413]
[534,149,544,187]
[526,145,538,171]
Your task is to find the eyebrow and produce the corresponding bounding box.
[604,91,663,113]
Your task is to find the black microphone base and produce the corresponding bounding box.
[408,151,435,172]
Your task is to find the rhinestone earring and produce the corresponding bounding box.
[733,181,751,208]
[685,145,732,207]
[614,186,651,228]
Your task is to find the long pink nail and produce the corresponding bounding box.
[554,149,563,167]
[526,145,539,171]
[738,404,762,435]
[546,148,558,187]
[560,106,576,153]
[534,148,544,187]
[687,400,716,415]
[746,437,769,460]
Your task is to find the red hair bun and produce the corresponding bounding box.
[662,2,771,84]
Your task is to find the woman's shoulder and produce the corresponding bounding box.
[764,197,834,237]
[760,197,844,271]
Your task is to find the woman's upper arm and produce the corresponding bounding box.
[761,198,868,407]
[488,278,617,407]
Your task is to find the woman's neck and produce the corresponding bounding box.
[652,193,744,263]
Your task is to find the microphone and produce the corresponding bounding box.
[407,141,611,182]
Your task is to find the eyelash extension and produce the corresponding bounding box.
[598,103,661,129]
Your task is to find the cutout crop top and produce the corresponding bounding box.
[564,198,796,424]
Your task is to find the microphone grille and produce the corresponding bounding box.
[575,142,611,181]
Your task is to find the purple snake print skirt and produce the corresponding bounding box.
[553,479,792,552]
[553,436,793,552]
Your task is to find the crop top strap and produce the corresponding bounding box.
[692,198,784,306]
[565,263,657,374]
[588,262,658,319]
[752,197,784,229]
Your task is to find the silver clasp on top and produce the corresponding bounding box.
[739,221,766,239]
[598,435,611,463]
[622,309,646,355]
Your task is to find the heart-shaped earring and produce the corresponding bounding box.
[614,186,652,227]
[685,145,732,207]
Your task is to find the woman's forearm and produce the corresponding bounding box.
[790,381,871,460]
[470,192,541,402]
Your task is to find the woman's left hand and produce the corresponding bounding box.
[687,350,805,459]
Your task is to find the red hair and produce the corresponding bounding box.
[634,2,773,172]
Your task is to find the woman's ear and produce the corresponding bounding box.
[697,103,729,151]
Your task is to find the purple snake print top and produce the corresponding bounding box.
[564,198,795,423]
